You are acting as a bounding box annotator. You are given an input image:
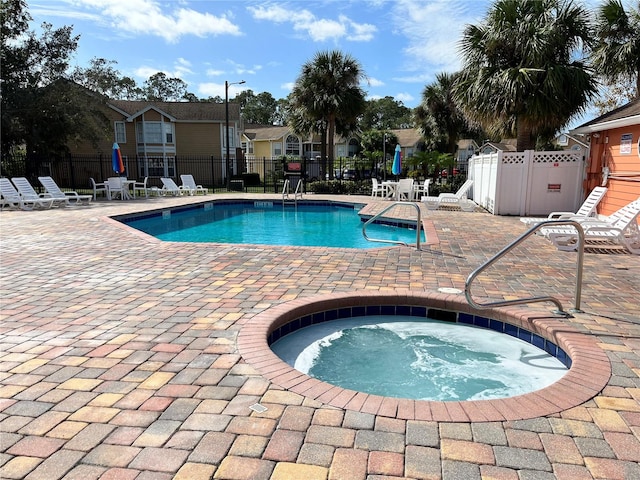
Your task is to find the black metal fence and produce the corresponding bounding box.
[0,153,376,194]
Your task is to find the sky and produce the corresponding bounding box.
[27,0,495,107]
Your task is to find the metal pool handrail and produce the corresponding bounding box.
[465,219,585,317]
[362,201,422,249]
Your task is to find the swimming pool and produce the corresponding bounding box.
[120,200,424,248]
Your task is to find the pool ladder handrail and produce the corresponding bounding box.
[465,219,585,317]
[362,201,422,249]
[282,179,303,203]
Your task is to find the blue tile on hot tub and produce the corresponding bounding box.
[458,313,474,325]
[505,323,518,337]
[366,305,381,316]
[489,319,504,332]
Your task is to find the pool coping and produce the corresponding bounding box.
[238,290,611,422]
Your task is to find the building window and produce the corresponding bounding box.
[285,134,300,156]
[136,122,174,144]
[273,142,282,156]
[557,134,568,146]
[115,122,126,143]
[139,156,175,178]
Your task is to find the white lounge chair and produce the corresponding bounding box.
[10,177,56,209]
[520,186,608,227]
[422,179,474,209]
[1,178,49,210]
[540,198,640,254]
[180,174,207,195]
[38,176,92,205]
[160,177,187,196]
[90,177,108,200]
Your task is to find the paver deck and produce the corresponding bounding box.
[1,193,639,480]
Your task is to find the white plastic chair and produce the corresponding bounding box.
[412,179,431,199]
[10,177,56,208]
[106,177,125,200]
[160,177,187,196]
[371,178,387,198]
[90,178,107,200]
[396,178,414,201]
[133,177,149,198]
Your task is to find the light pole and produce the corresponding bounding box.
[225,79,245,190]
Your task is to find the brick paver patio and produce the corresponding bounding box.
[1,193,639,479]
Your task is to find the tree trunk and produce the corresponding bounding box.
[516,116,536,151]
[319,125,328,179]
[327,113,336,180]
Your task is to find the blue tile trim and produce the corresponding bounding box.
[266,305,570,368]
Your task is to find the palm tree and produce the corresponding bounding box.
[289,50,366,177]
[592,0,640,98]
[454,0,597,151]
[415,72,470,155]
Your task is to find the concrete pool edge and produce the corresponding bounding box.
[237,290,612,423]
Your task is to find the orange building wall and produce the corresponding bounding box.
[586,124,640,217]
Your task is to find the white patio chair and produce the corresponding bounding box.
[133,177,149,198]
[90,177,108,200]
[396,178,415,201]
[10,177,56,208]
[106,177,126,200]
[412,179,431,199]
[520,186,608,227]
[38,176,92,205]
[180,174,207,195]
[540,198,640,254]
[371,178,387,198]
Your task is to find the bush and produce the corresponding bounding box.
[307,179,370,195]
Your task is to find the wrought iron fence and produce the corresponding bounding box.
[0,153,378,194]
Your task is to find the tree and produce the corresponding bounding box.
[289,50,367,177]
[593,77,637,114]
[1,0,110,158]
[454,0,597,151]
[360,97,413,130]
[72,57,141,99]
[142,72,188,101]
[415,72,470,155]
[591,0,640,98]
[239,91,279,124]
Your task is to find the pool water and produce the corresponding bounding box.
[270,316,568,401]
[123,202,424,248]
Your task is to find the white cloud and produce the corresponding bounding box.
[248,4,376,43]
[367,77,385,87]
[65,0,241,42]
[197,81,247,99]
[394,92,415,104]
[391,0,483,77]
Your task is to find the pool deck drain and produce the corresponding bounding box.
[1,193,639,480]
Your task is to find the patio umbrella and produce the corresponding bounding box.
[392,144,402,177]
[112,143,125,174]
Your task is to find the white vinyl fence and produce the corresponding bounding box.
[469,150,586,216]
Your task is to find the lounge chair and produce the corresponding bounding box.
[160,177,187,196]
[520,186,607,227]
[90,177,108,200]
[38,176,92,205]
[10,177,56,209]
[1,178,48,210]
[421,179,474,209]
[540,198,640,254]
[180,174,207,195]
